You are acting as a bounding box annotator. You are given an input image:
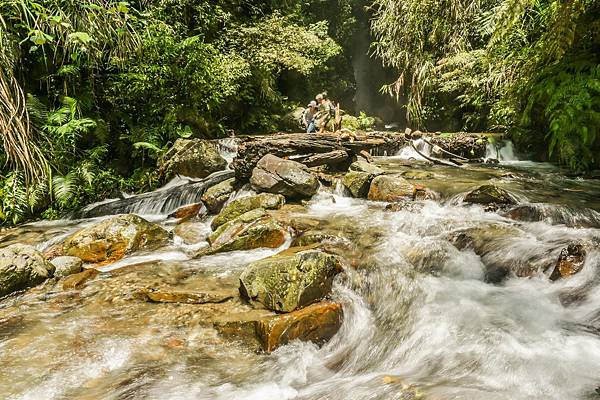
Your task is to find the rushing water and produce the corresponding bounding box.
[2,143,600,400]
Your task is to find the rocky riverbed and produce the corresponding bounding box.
[1,132,600,399]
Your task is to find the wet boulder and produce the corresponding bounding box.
[202,209,288,255]
[159,138,227,179]
[201,178,237,214]
[549,244,587,281]
[239,248,343,312]
[0,244,55,297]
[168,203,205,221]
[211,193,285,230]
[343,171,375,198]
[51,256,83,278]
[464,184,517,206]
[250,154,320,199]
[256,301,343,352]
[368,175,423,202]
[63,214,170,264]
[348,159,384,175]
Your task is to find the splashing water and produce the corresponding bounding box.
[3,147,600,400]
[486,141,519,163]
[395,138,432,161]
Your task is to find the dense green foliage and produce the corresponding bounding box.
[0,0,359,224]
[1,0,599,225]
[371,0,600,170]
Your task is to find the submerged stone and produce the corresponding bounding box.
[401,170,434,180]
[211,193,285,230]
[138,287,236,304]
[250,154,320,199]
[464,184,516,205]
[239,249,343,312]
[256,301,343,352]
[63,214,170,265]
[62,268,99,290]
[0,244,55,297]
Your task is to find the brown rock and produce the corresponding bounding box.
[62,269,99,290]
[63,214,169,265]
[256,301,343,352]
[550,244,587,281]
[368,175,417,202]
[168,203,205,220]
[250,154,320,199]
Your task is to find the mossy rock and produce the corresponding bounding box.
[211,193,285,230]
[0,244,55,297]
[63,214,169,265]
[343,171,374,198]
[202,209,288,256]
[201,178,238,214]
[239,249,343,312]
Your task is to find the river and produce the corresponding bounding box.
[1,142,600,399]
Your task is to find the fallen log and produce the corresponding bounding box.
[232,132,407,179]
[411,142,463,167]
[292,150,349,167]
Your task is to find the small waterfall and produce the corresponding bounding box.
[395,138,431,160]
[217,137,239,165]
[73,170,235,218]
[486,140,519,162]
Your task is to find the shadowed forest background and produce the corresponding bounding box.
[1,0,599,225]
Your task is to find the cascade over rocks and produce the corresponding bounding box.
[250,154,320,199]
[464,184,517,206]
[211,193,285,230]
[0,244,55,297]
[201,178,238,214]
[75,170,235,218]
[159,138,227,179]
[239,248,343,312]
[63,214,170,264]
[201,209,288,256]
[448,224,544,282]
